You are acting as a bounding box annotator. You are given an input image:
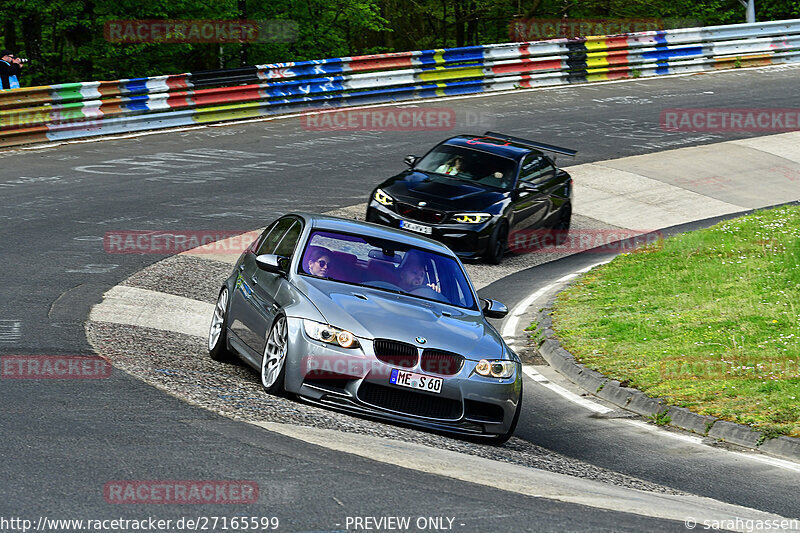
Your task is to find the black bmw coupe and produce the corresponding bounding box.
[366,132,576,263]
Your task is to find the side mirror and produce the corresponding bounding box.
[255,254,289,277]
[481,298,508,319]
[513,182,537,199]
[403,155,418,168]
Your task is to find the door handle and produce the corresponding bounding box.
[250,276,258,285]
[238,264,245,272]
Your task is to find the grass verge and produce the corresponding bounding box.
[550,205,800,438]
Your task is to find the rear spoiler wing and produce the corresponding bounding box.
[483,131,578,157]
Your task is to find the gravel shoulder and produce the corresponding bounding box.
[86,320,686,495]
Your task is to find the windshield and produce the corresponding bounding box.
[414,145,517,189]
[299,230,477,310]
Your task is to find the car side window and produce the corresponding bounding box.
[257,218,295,255]
[519,155,555,184]
[273,220,303,258]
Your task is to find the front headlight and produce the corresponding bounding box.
[373,188,394,207]
[303,320,360,349]
[475,359,515,378]
[452,213,492,224]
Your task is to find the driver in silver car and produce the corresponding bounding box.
[397,252,441,294]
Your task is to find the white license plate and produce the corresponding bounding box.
[390,368,443,394]
[400,220,432,235]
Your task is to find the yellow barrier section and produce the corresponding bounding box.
[192,101,265,123]
[417,66,484,82]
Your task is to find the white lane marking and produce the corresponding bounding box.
[89,285,212,338]
[19,126,210,149]
[500,287,549,339]
[622,419,705,445]
[0,320,22,344]
[728,451,800,473]
[501,260,628,414]
[625,420,800,471]
[523,366,550,382]
[500,264,614,415]
[522,365,613,414]
[501,260,608,339]
[254,420,792,528]
[66,264,119,274]
[577,259,611,273]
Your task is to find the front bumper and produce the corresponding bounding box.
[366,201,496,259]
[282,317,522,437]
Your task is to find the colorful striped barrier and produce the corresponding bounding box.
[1,18,799,147]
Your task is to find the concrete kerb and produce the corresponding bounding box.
[527,293,800,463]
[708,421,763,449]
[666,406,718,436]
[759,436,800,459]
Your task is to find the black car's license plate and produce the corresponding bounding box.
[400,220,433,235]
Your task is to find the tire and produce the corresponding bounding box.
[208,287,235,362]
[261,315,288,394]
[485,221,508,265]
[551,202,572,246]
[553,201,572,230]
[490,382,523,445]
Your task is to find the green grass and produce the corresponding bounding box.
[550,205,800,437]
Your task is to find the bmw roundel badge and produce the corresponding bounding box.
[415,336,427,344]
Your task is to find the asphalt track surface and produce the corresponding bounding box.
[2,65,800,530]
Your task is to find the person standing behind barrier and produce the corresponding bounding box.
[0,50,24,90]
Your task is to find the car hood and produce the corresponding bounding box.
[379,171,505,212]
[292,276,505,359]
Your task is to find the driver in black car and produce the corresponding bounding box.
[435,155,465,176]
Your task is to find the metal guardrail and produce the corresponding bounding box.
[1,18,799,147]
